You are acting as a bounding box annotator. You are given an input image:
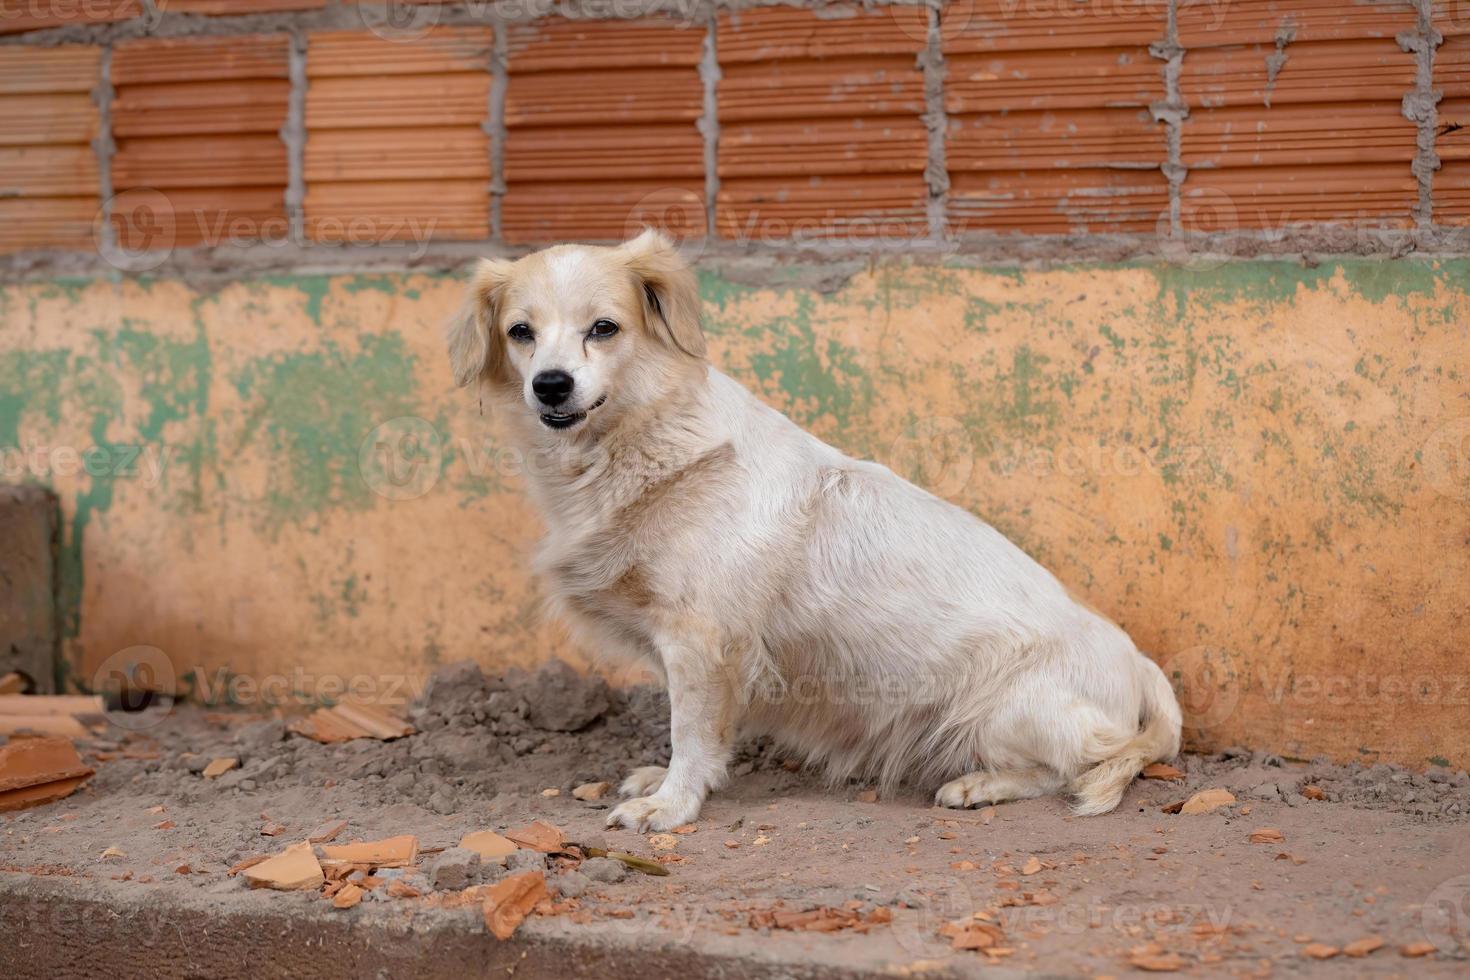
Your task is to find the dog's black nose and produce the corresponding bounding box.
[532,369,574,407]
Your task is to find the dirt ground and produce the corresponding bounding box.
[3,660,1469,978]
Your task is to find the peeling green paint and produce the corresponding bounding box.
[231,332,420,529]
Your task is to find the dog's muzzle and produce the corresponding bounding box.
[540,394,606,430]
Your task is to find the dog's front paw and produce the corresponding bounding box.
[605,792,699,833]
[618,765,667,797]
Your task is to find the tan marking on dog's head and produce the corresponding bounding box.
[445,230,707,436]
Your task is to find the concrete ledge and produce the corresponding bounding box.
[0,873,962,980]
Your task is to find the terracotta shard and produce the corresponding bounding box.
[0,735,95,813]
[1302,943,1340,959]
[319,834,418,868]
[201,757,238,779]
[505,820,564,853]
[482,870,547,940]
[227,854,268,876]
[1343,935,1384,957]
[0,694,105,715]
[460,830,518,864]
[289,703,415,743]
[1141,762,1186,781]
[949,920,1007,951]
[386,879,421,899]
[241,841,324,891]
[332,882,365,909]
[1399,941,1437,957]
[307,819,348,843]
[572,781,609,801]
[1248,827,1285,844]
[1164,788,1236,815]
[1129,950,1187,972]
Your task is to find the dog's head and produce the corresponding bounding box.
[447,230,706,434]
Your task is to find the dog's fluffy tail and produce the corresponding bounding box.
[1070,656,1183,816]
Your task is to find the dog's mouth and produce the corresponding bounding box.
[539,394,607,430]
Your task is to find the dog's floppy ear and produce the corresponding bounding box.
[447,257,514,388]
[620,228,707,359]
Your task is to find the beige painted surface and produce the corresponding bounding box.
[0,261,1465,766]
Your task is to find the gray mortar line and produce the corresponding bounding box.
[92,44,116,261]
[1150,0,1186,238]
[283,28,307,247]
[921,0,947,242]
[699,11,720,240]
[489,22,509,241]
[1400,0,1442,237]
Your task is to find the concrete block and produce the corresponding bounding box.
[0,486,58,693]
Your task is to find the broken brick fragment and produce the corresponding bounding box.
[241,841,325,891]
[319,834,418,868]
[0,735,94,813]
[482,870,547,940]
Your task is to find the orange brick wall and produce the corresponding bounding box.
[305,26,493,243]
[110,35,292,249]
[0,0,1461,255]
[717,6,929,241]
[504,17,706,243]
[0,46,100,251]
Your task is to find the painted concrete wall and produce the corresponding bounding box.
[0,260,1466,767]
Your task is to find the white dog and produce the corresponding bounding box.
[448,230,1182,832]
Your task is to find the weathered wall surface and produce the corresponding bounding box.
[0,260,1466,766]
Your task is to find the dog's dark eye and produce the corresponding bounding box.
[507,323,533,343]
[589,318,619,339]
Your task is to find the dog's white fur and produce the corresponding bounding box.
[448,231,1182,832]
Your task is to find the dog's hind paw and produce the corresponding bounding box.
[619,765,667,797]
[606,792,699,833]
[935,768,1066,808]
